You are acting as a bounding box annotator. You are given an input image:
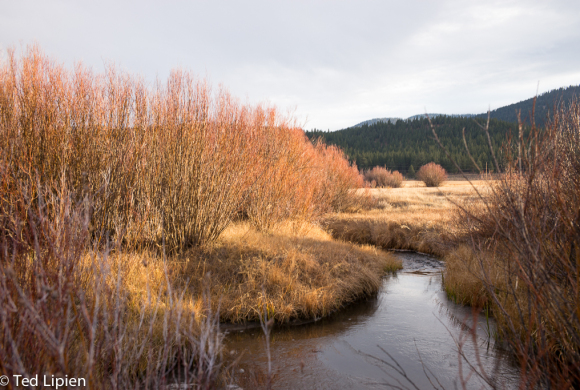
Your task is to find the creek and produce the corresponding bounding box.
[223,252,520,389]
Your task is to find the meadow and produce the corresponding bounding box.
[324,179,487,257]
[1,45,578,389]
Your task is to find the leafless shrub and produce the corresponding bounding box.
[364,166,405,188]
[440,99,580,387]
[0,45,362,250]
[0,172,224,388]
[416,163,447,187]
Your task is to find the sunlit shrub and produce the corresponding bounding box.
[416,162,447,187]
[0,45,362,247]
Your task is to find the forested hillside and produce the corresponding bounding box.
[476,84,580,127]
[307,116,519,173]
[308,85,578,174]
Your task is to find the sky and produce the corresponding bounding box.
[1,0,579,130]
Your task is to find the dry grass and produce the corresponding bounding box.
[441,245,490,307]
[104,221,401,325]
[324,180,489,256]
[0,181,224,389]
[162,221,401,323]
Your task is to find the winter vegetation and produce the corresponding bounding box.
[328,98,580,387]
[2,44,579,389]
[0,46,396,388]
[416,162,447,187]
[443,99,580,387]
[363,166,404,188]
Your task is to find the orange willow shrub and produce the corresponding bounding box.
[244,125,364,230]
[244,114,319,231]
[314,142,366,211]
[0,45,362,249]
[416,162,447,187]
[363,166,404,188]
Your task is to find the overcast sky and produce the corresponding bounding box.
[1,0,579,130]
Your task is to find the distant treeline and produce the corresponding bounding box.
[307,116,521,173]
[308,85,579,174]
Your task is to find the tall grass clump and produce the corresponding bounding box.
[416,162,447,187]
[446,100,580,387]
[364,166,404,188]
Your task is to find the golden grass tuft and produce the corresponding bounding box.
[442,245,489,307]
[169,221,401,323]
[98,221,400,325]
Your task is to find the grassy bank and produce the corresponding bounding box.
[113,221,401,325]
[163,222,400,323]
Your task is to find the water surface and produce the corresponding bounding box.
[224,252,520,389]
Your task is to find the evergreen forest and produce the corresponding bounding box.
[307,116,519,174]
[475,84,580,127]
[307,85,579,174]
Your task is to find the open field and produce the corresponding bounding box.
[324,180,489,256]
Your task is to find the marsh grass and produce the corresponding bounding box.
[169,221,401,323]
[324,181,488,256]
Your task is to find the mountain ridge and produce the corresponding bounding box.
[348,84,579,130]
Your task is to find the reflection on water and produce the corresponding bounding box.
[224,252,520,389]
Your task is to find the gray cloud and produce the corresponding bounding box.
[1,0,579,130]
